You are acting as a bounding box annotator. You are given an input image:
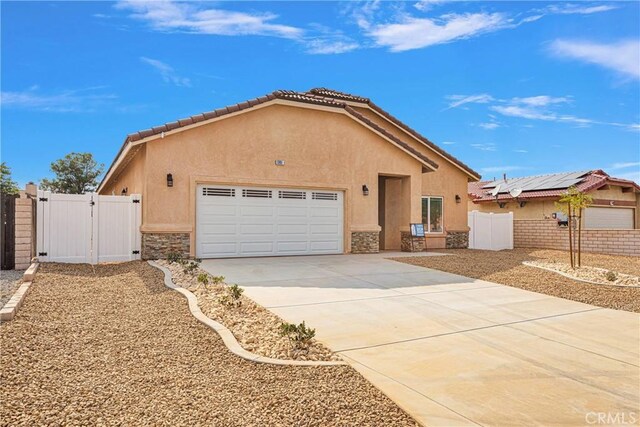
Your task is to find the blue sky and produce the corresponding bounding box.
[2,1,639,187]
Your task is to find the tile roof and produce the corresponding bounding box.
[308,87,370,103]
[102,87,481,190]
[468,170,639,202]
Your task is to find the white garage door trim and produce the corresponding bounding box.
[583,207,634,230]
[196,185,344,258]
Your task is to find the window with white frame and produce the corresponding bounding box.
[421,196,443,233]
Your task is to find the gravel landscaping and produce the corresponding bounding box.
[0,261,417,427]
[0,270,24,309]
[392,248,640,313]
[158,259,340,362]
[524,260,640,287]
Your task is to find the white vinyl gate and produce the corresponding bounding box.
[468,211,513,251]
[37,190,141,264]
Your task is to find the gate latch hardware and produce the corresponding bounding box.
[132,199,140,204]
[38,252,47,256]
[39,197,48,202]
[132,250,140,255]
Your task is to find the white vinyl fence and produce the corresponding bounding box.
[36,190,141,264]
[468,211,513,251]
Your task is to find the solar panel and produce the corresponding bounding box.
[482,170,590,194]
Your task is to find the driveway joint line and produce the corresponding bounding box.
[335,307,602,353]
[339,353,485,427]
[264,285,505,309]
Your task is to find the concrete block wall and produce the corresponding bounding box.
[14,195,35,270]
[514,219,640,257]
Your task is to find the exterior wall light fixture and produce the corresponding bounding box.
[121,187,128,195]
[455,194,461,203]
[167,173,173,187]
[362,184,369,196]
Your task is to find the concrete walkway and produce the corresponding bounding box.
[201,253,640,426]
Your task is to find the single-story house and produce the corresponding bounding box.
[468,170,640,229]
[97,88,480,259]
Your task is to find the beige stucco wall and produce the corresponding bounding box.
[101,101,477,254]
[101,145,146,196]
[132,103,436,254]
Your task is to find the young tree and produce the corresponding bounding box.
[0,162,20,195]
[555,186,593,268]
[40,152,104,194]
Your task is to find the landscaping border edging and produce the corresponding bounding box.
[0,262,40,321]
[522,261,640,288]
[148,261,346,366]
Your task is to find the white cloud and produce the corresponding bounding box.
[140,57,191,87]
[413,0,449,12]
[368,12,509,52]
[445,93,494,109]
[441,141,456,145]
[609,162,640,170]
[444,92,637,131]
[116,0,303,39]
[549,39,640,80]
[479,122,500,130]
[471,142,497,152]
[480,166,526,173]
[514,149,528,153]
[1,86,117,112]
[491,105,558,121]
[544,4,618,15]
[306,39,359,54]
[511,95,570,107]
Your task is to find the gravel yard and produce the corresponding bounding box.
[0,262,417,427]
[0,270,24,309]
[393,248,640,313]
[159,259,339,362]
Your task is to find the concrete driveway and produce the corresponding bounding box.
[201,253,640,426]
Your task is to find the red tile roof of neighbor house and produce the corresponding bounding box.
[115,88,480,179]
[468,170,640,203]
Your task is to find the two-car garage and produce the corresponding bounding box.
[195,185,344,258]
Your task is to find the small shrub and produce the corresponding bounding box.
[211,275,225,285]
[167,251,184,264]
[197,273,210,287]
[605,270,618,282]
[182,260,200,275]
[228,284,243,300]
[279,321,316,350]
[219,284,244,307]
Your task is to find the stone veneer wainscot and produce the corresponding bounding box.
[142,233,190,260]
[400,231,426,252]
[446,231,469,249]
[351,231,379,254]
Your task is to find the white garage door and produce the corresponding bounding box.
[583,207,634,229]
[196,185,344,258]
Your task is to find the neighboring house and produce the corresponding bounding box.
[98,88,480,259]
[468,170,640,229]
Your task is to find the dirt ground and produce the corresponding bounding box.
[0,262,417,427]
[393,248,640,313]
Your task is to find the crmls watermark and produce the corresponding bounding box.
[585,412,638,425]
